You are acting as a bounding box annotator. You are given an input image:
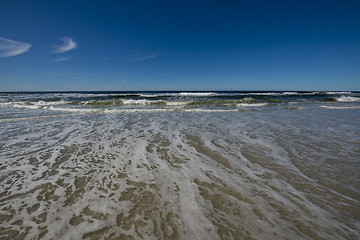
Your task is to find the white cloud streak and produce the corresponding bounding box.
[132,53,159,61]
[52,37,77,53]
[0,37,31,57]
[51,56,73,62]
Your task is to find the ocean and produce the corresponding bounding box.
[0,91,359,239]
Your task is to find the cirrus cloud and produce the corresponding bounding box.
[52,37,77,53]
[131,53,159,61]
[0,37,31,58]
[51,56,73,62]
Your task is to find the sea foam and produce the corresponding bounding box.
[336,96,360,102]
[0,105,359,239]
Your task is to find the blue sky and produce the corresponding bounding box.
[0,0,359,91]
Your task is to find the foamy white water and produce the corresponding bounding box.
[0,91,359,239]
[337,96,360,102]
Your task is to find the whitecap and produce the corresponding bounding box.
[178,92,218,96]
[237,103,267,107]
[122,99,165,105]
[165,101,189,106]
[326,91,352,95]
[336,96,360,102]
[320,105,360,109]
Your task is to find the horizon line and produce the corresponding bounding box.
[1,89,359,93]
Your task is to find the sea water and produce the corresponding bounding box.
[0,91,359,239]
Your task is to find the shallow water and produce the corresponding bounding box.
[0,92,360,239]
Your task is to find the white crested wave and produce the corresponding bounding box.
[241,97,255,102]
[178,92,218,96]
[0,102,14,107]
[320,105,360,109]
[249,92,280,96]
[104,108,171,113]
[37,100,67,106]
[165,101,189,106]
[122,99,166,105]
[282,92,318,95]
[13,103,42,110]
[237,103,267,107]
[282,92,300,95]
[336,96,360,102]
[139,94,160,98]
[53,93,139,98]
[326,91,352,95]
[123,99,151,105]
[10,100,67,110]
[48,106,101,113]
[2,92,359,115]
[10,105,245,114]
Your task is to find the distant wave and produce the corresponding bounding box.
[248,92,281,96]
[237,103,267,107]
[320,105,360,109]
[2,91,359,114]
[122,99,166,105]
[326,91,352,95]
[178,92,218,96]
[336,96,360,102]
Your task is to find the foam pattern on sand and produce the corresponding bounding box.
[0,110,359,239]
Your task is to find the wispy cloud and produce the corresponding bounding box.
[51,56,73,62]
[132,53,159,61]
[52,37,77,53]
[0,37,31,57]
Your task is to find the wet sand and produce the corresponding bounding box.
[0,110,359,239]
